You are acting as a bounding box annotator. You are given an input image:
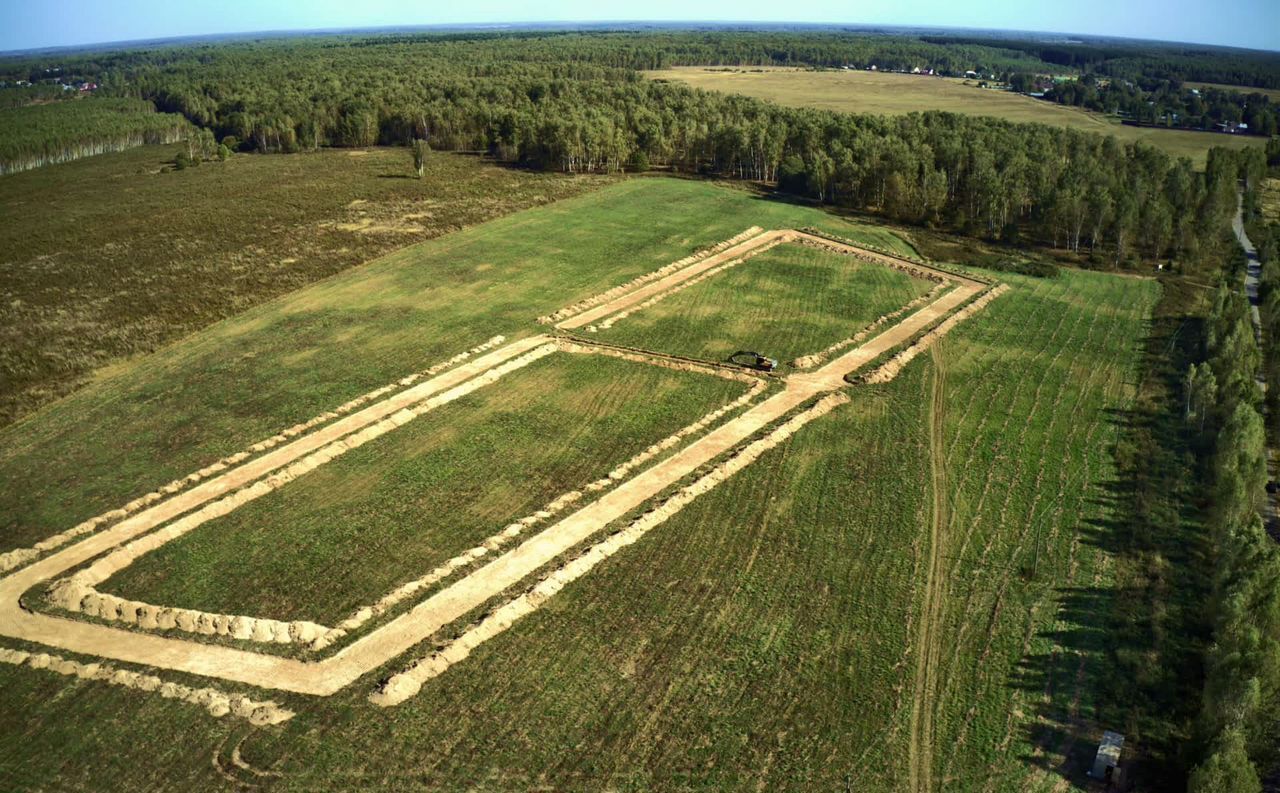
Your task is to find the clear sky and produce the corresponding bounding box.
[4,0,1277,53]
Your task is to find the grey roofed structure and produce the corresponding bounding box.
[1089,730,1124,781]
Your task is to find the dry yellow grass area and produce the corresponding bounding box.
[1262,178,1280,222]
[647,66,1267,168]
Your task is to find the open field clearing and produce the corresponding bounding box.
[0,238,983,692]
[96,352,752,627]
[647,66,1268,167]
[0,144,611,426]
[590,241,937,367]
[0,178,909,560]
[922,272,1157,790]
[0,175,1156,789]
[0,266,1150,790]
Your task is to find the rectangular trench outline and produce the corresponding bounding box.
[0,230,993,698]
[31,343,768,653]
[556,230,955,339]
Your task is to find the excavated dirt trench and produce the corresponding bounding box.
[0,230,998,709]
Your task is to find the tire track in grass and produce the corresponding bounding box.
[921,280,1077,775]
[859,298,1031,781]
[941,287,1080,604]
[955,292,1096,606]
[937,288,1061,538]
[942,281,1077,586]
[1016,287,1143,788]
[606,473,762,771]
[940,289,1045,472]
[926,283,1075,736]
[1018,329,1122,786]
[847,373,932,777]
[907,345,950,793]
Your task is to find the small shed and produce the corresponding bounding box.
[1088,730,1124,782]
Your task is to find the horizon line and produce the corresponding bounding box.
[2,20,1277,59]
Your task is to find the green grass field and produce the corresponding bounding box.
[0,177,1159,791]
[0,144,610,427]
[98,352,749,625]
[648,67,1267,168]
[0,178,911,559]
[593,241,936,366]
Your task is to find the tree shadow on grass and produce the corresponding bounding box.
[1007,300,1212,791]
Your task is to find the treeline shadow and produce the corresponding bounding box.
[1006,298,1213,790]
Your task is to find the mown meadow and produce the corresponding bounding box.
[100,352,750,626]
[594,241,935,367]
[0,177,911,558]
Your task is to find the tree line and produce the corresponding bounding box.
[1184,284,1280,791]
[925,34,1280,89]
[1042,77,1279,137]
[0,97,188,174]
[1181,159,1280,791]
[0,32,1254,269]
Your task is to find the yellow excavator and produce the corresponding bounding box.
[728,350,778,372]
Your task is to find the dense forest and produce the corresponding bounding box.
[0,98,187,174]
[4,31,1064,80]
[0,31,1269,271]
[1183,161,1280,787]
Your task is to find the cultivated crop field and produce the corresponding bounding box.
[647,66,1268,167]
[0,177,1155,791]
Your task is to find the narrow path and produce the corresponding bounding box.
[1235,189,1279,538]
[1235,189,1263,344]
[908,345,950,793]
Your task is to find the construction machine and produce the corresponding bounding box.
[728,350,778,372]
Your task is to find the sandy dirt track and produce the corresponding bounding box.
[0,336,509,575]
[0,231,995,702]
[556,229,785,330]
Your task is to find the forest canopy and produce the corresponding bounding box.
[0,29,1274,265]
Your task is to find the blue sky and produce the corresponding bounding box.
[4,0,1277,53]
